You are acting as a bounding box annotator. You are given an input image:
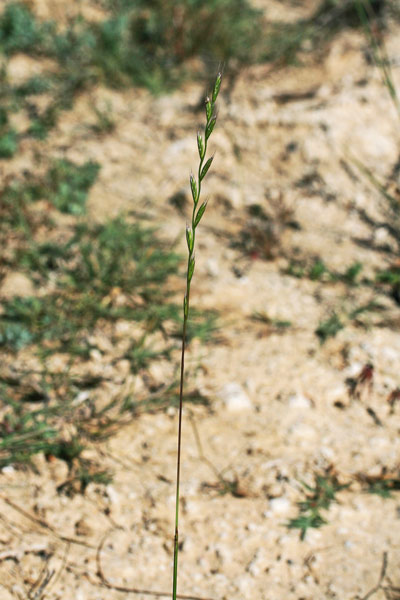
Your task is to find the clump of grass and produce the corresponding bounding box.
[351,1,400,261]
[0,205,217,485]
[0,217,184,355]
[356,468,400,498]
[288,471,349,540]
[46,159,100,215]
[0,126,17,159]
[251,311,292,332]
[0,2,54,55]
[286,258,364,285]
[316,313,344,343]
[0,381,114,493]
[0,1,261,96]
[172,72,221,600]
[0,157,99,234]
[91,0,261,91]
[0,0,389,152]
[316,300,384,343]
[0,105,17,159]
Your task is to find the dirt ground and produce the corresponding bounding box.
[1,2,400,599]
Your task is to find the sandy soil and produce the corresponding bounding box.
[1,2,400,599]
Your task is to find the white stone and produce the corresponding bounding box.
[269,497,291,514]
[382,346,400,362]
[288,393,312,409]
[289,422,317,440]
[2,465,14,474]
[326,384,347,403]
[220,383,252,411]
[106,485,120,504]
[320,446,335,460]
[345,362,363,377]
[89,349,103,362]
[73,391,90,405]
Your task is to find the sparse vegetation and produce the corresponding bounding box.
[0,1,400,598]
[288,471,349,540]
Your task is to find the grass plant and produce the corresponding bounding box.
[172,72,221,600]
[351,0,400,253]
[288,471,349,540]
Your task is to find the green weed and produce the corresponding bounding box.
[0,0,389,152]
[376,268,400,286]
[47,159,100,215]
[316,299,383,343]
[288,471,349,540]
[286,258,363,285]
[90,101,116,135]
[367,478,400,498]
[0,206,217,484]
[0,126,17,158]
[357,470,400,499]
[0,2,54,55]
[316,313,344,343]
[251,311,292,331]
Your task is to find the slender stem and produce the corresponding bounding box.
[172,316,187,600]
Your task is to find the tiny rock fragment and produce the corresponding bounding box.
[220,383,252,411]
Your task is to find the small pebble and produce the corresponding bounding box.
[288,393,312,409]
[106,485,120,505]
[269,497,291,514]
[220,383,252,411]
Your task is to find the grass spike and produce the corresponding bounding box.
[172,74,222,600]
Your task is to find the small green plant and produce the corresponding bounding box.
[357,469,400,499]
[0,126,17,158]
[309,259,327,281]
[316,299,385,343]
[376,268,400,286]
[356,0,399,119]
[47,159,100,215]
[0,203,218,485]
[0,2,55,55]
[351,1,400,257]
[316,313,344,343]
[0,158,99,235]
[288,471,349,540]
[251,311,292,331]
[172,72,221,600]
[286,258,363,284]
[90,101,116,135]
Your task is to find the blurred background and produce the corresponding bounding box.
[1,1,400,598]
